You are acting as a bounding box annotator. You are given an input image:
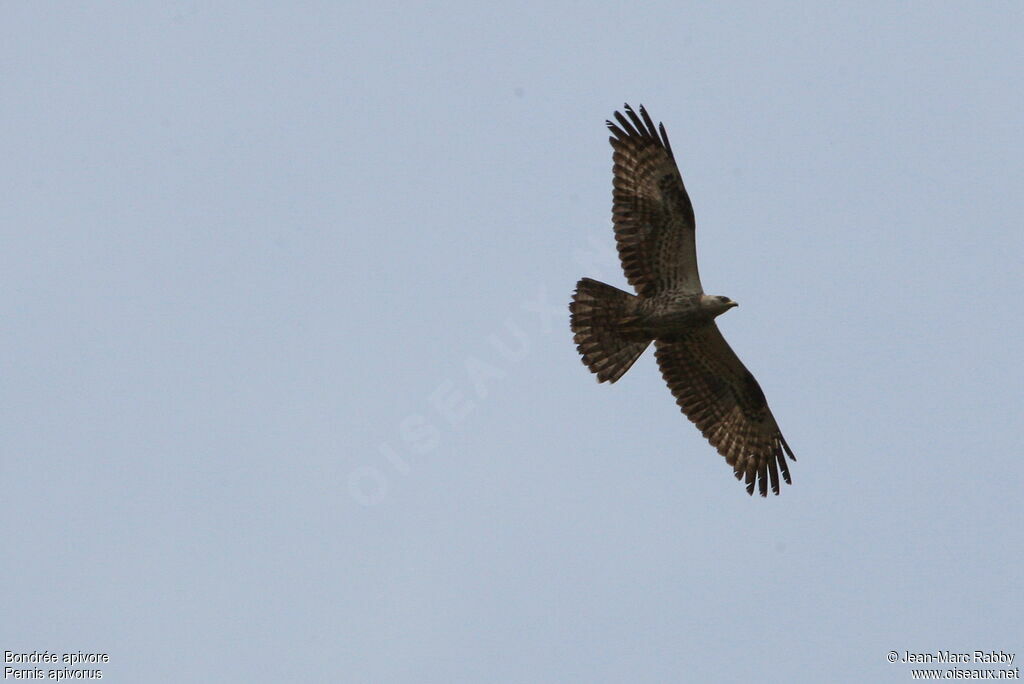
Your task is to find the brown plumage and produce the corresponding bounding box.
[569,104,796,496]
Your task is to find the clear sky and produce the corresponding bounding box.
[3,3,1022,682]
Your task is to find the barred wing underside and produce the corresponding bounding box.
[607,104,701,296]
[654,326,795,496]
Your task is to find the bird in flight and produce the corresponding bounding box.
[569,104,796,496]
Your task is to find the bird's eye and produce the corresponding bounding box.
[719,296,729,303]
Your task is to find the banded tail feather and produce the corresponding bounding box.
[569,277,651,383]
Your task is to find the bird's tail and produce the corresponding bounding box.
[569,278,651,383]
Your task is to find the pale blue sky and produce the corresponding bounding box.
[2,3,1022,682]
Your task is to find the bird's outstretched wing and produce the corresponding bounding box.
[654,327,796,496]
[607,104,701,296]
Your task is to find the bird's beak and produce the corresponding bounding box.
[729,301,739,309]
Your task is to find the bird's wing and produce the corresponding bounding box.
[654,326,795,496]
[607,104,701,296]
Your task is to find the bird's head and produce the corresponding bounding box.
[701,294,739,317]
